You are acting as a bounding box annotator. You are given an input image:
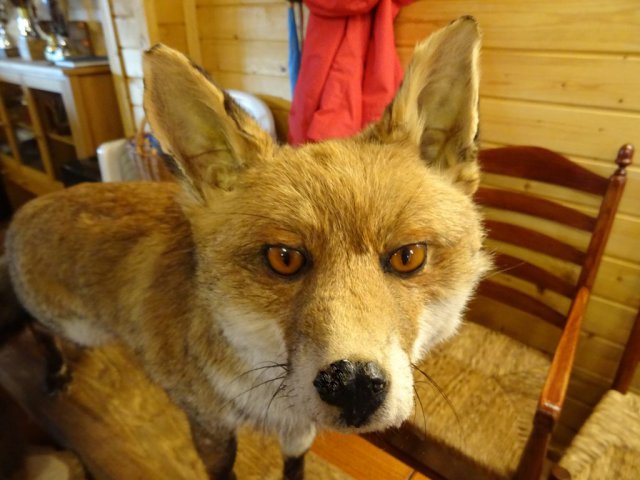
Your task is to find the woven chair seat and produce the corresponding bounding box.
[383,322,551,479]
[558,390,640,480]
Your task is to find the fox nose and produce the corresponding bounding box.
[313,360,388,427]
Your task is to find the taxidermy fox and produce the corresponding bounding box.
[1,16,489,480]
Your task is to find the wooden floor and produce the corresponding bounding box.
[313,432,429,480]
[0,330,429,479]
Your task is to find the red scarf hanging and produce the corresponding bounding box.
[288,0,414,145]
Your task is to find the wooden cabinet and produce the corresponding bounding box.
[0,59,123,207]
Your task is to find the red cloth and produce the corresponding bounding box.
[288,0,413,145]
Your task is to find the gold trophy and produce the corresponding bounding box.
[11,0,46,60]
[38,0,78,62]
[0,1,18,58]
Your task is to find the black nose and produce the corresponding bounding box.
[313,360,388,427]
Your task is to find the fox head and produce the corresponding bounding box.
[143,17,489,433]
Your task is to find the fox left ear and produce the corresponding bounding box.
[361,16,481,195]
[143,44,274,201]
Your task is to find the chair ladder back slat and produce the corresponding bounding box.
[577,144,634,291]
[479,147,610,196]
[492,253,577,298]
[476,187,597,232]
[485,220,586,265]
[477,280,567,328]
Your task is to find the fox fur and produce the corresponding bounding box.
[2,17,489,479]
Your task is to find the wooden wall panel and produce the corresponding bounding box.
[98,0,149,136]
[183,0,202,63]
[479,51,640,112]
[600,216,640,264]
[132,106,145,129]
[128,78,144,107]
[480,99,639,162]
[213,72,290,100]
[199,0,276,4]
[197,4,288,41]
[157,24,189,54]
[121,48,144,78]
[395,0,640,52]
[399,48,640,112]
[101,0,188,135]
[582,296,637,345]
[200,40,288,77]
[114,16,146,49]
[154,0,186,24]
[194,1,291,99]
[111,0,135,17]
[152,0,189,55]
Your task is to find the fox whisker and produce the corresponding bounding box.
[411,363,464,447]
[261,377,288,431]
[413,385,427,441]
[220,374,288,412]
[225,362,289,389]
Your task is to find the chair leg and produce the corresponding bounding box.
[516,412,553,480]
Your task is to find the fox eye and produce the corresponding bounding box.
[387,243,427,275]
[265,246,306,277]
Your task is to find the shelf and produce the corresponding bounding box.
[48,132,74,146]
[0,156,63,195]
[16,121,34,131]
[0,152,17,164]
[0,56,122,207]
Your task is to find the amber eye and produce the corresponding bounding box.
[265,246,306,276]
[388,243,427,274]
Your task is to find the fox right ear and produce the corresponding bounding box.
[143,44,273,201]
[361,17,481,195]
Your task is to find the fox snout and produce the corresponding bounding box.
[313,359,388,427]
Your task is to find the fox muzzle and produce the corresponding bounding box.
[313,359,388,427]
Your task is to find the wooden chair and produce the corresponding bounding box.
[550,303,640,480]
[366,144,634,480]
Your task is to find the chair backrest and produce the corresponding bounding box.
[612,306,640,393]
[473,144,634,330]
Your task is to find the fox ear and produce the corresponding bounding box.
[362,16,481,194]
[143,44,273,200]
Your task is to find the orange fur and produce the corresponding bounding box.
[4,17,489,479]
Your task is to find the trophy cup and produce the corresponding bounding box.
[0,1,18,58]
[11,0,46,60]
[10,0,81,62]
[38,0,78,62]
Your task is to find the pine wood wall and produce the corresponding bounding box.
[102,0,640,447]
[99,0,187,136]
[99,0,146,136]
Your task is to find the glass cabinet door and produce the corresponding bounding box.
[32,88,77,178]
[0,81,46,173]
[0,82,79,180]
